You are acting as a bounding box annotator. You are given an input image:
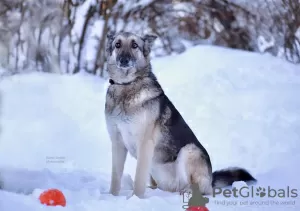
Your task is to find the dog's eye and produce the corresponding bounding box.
[132,42,138,49]
[115,42,121,48]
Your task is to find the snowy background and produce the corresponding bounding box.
[1,45,300,210]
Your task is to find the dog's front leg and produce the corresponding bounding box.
[133,133,155,198]
[109,130,128,196]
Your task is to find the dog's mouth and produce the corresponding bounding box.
[117,61,135,69]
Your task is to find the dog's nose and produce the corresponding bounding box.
[120,57,130,66]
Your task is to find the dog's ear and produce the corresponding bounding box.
[142,34,157,56]
[106,31,116,56]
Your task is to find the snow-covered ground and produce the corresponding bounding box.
[0,46,300,210]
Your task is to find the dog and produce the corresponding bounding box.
[104,31,256,198]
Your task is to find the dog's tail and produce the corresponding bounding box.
[212,167,256,188]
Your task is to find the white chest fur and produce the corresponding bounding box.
[116,113,148,158]
[107,106,153,157]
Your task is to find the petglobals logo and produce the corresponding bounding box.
[213,186,298,198]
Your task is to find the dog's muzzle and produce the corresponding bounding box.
[120,56,130,67]
[117,53,134,68]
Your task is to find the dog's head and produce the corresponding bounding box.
[105,31,157,84]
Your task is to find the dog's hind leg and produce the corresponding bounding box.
[148,175,158,189]
[108,128,128,196]
[192,174,213,195]
[180,144,213,195]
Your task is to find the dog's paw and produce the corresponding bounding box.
[147,185,158,190]
[126,191,134,200]
[126,191,146,199]
[109,188,120,196]
[133,191,146,199]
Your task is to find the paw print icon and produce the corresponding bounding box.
[256,187,266,198]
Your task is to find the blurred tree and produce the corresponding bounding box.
[0,0,299,77]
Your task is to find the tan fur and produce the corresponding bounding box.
[182,144,213,195]
[107,127,127,195]
[148,144,212,195]
[149,175,158,189]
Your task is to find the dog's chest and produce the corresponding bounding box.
[112,112,148,158]
[105,85,158,158]
[118,116,144,158]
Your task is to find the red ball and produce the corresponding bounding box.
[186,206,209,211]
[39,189,66,207]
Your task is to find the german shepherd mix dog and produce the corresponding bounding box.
[104,31,256,198]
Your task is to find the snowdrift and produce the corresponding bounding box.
[0,46,299,211]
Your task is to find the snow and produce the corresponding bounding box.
[0,45,300,210]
